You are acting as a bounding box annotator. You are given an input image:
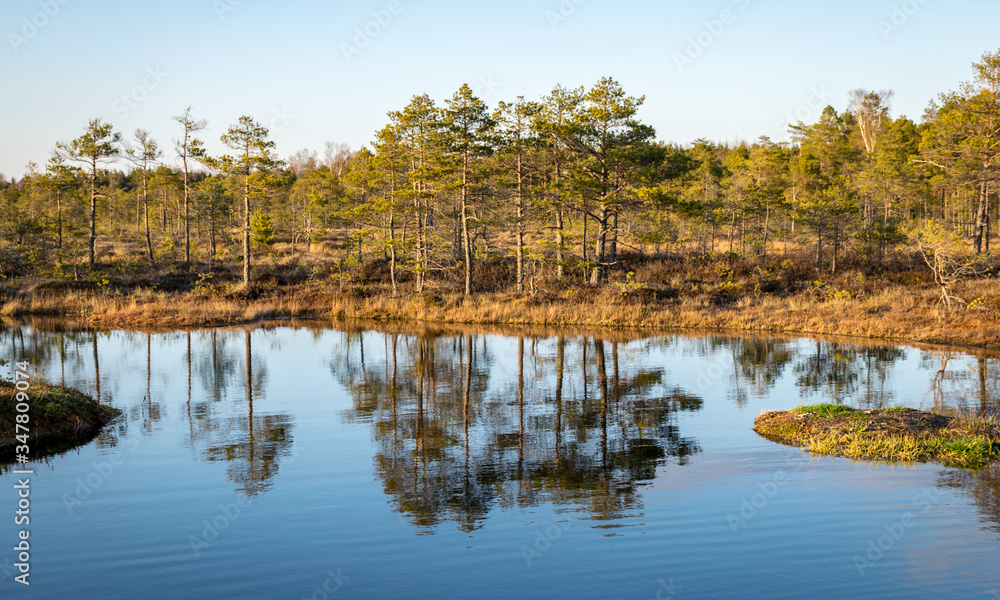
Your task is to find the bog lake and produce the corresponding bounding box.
[2,322,1000,599]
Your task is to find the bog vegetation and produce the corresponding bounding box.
[0,381,120,458]
[754,404,1000,469]
[1,50,1000,337]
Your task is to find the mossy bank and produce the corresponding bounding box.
[754,404,1000,469]
[0,381,120,462]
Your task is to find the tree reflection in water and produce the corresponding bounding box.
[199,330,295,497]
[720,337,796,407]
[331,329,704,533]
[941,463,1000,534]
[5,322,1000,529]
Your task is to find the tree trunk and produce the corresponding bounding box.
[209,209,217,268]
[56,191,63,251]
[389,209,397,295]
[728,212,737,255]
[555,209,564,280]
[92,333,101,403]
[761,202,771,257]
[986,182,992,255]
[143,171,154,264]
[832,222,839,274]
[976,357,988,411]
[88,163,97,267]
[610,211,619,264]
[974,180,989,255]
[515,152,525,293]
[183,160,191,264]
[815,229,823,273]
[554,154,565,280]
[243,175,251,285]
[555,336,564,464]
[461,152,473,296]
[590,209,609,284]
[357,225,364,264]
[245,330,254,455]
[594,338,608,464]
[415,191,427,294]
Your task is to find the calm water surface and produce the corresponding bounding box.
[2,323,1000,599]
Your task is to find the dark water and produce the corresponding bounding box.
[2,323,1000,599]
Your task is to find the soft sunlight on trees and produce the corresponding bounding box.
[205,116,281,285]
[3,50,1000,303]
[56,119,121,267]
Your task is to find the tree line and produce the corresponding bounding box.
[2,48,998,294]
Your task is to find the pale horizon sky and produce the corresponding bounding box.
[2,0,998,179]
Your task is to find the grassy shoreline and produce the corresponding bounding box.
[0,381,121,461]
[754,404,1000,468]
[2,277,1000,349]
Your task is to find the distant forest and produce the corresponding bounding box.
[1,48,998,295]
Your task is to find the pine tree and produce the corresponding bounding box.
[442,84,496,296]
[173,107,207,265]
[496,97,541,292]
[919,49,1000,254]
[56,119,121,267]
[124,129,161,264]
[562,78,658,283]
[250,209,276,249]
[205,116,281,285]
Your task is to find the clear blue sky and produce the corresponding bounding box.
[1,0,998,178]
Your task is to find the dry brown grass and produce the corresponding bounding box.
[318,285,1000,349]
[2,246,999,348]
[3,280,999,348]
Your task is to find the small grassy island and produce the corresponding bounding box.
[0,380,120,462]
[754,404,1000,469]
